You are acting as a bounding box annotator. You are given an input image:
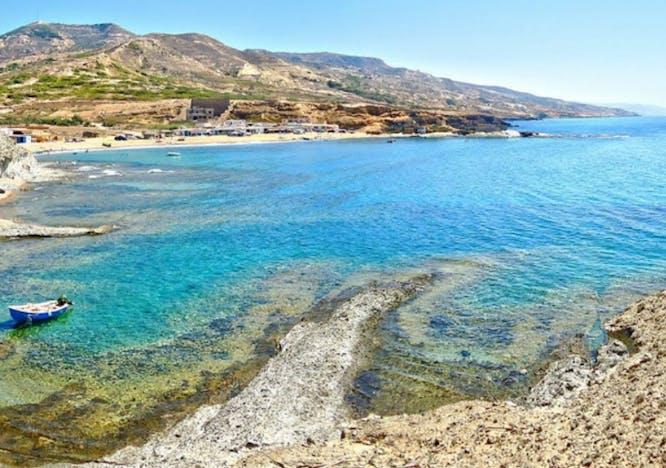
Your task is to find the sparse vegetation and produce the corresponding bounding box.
[327,75,397,104]
[0,21,630,131]
[0,114,88,126]
[0,68,229,103]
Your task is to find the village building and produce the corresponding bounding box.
[7,130,32,144]
[172,118,340,138]
[186,98,230,122]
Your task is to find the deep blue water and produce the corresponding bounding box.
[0,116,664,425]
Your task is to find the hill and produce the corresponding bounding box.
[602,103,666,116]
[0,22,633,133]
[0,22,135,63]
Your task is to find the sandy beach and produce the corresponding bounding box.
[26,131,379,154]
[22,129,524,155]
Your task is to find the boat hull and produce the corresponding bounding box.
[9,305,69,324]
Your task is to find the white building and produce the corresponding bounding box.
[6,130,32,144]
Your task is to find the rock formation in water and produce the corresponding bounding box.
[239,291,666,467]
[0,135,113,238]
[0,219,113,238]
[94,288,666,467]
[98,276,433,467]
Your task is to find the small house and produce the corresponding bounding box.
[9,130,31,144]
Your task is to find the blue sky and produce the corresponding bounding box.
[1,0,665,106]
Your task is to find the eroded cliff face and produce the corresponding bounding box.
[0,135,113,238]
[0,134,39,182]
[226,100,509,134]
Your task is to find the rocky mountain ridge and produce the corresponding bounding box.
[0,22,634,132]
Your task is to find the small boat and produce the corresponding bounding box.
[9,296,72,325]
[387,139,396,143]
[166,151,181,157]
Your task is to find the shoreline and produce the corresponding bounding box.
[4,125,662,465]
[96,289,666,467]
[97,276,434,466]
[27,131,389,155]
[0,136,115,239]
[25,129,527,155]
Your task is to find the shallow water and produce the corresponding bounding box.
[0,117,665,461]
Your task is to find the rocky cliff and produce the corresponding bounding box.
[0,136,113,238]
[0,134,38,182]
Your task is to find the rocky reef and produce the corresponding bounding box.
[96,276,434,467]
[239,291,666,467]
[0,219,113,238]
[93,288,666,467]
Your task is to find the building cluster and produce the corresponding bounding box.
[132,119,342,141]
[179,119,340,137]
[1,99,344,146]
[183,99,341,136]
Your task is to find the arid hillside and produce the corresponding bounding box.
[0,22,633,132]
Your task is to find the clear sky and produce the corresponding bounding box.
[1,0,665,106]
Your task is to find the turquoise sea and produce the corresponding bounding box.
[0,117,665,462]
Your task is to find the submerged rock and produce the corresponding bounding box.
[100,275,433,466]
[235,292,663,468]
[0,341,14,360]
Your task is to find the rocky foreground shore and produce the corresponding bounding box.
[240,291,666,467]
[0,135,112,239]
[91,283,666,467]
[95,276,433,467]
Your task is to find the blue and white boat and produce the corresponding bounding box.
[9,299,71,325]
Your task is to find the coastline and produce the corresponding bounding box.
[27,131,387,155]
[242,291,666,467]
[0,135,114,239]
[2,127,526,235]
[101,276,434,467]
[95,289,666,467]
[25,129,526,155]
[3,123,662,466]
